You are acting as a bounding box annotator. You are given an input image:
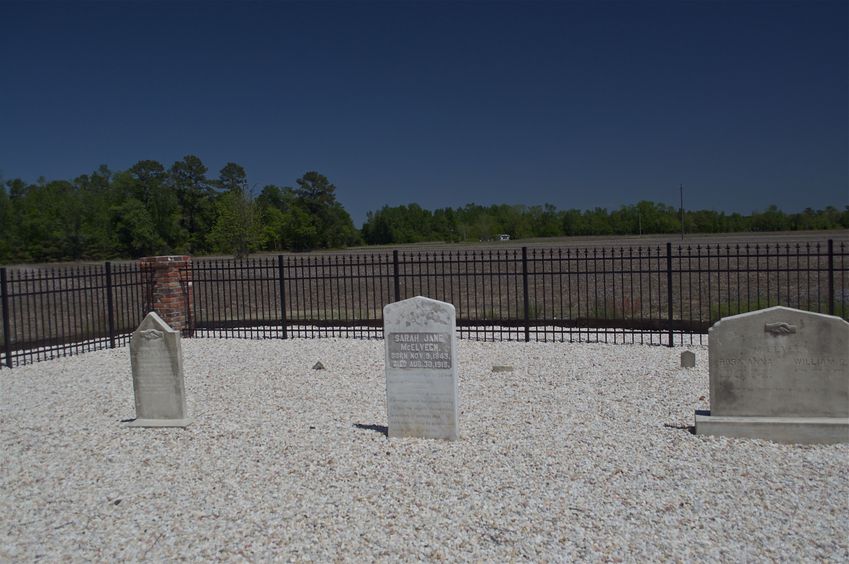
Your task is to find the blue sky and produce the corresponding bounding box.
[1,0,847,225]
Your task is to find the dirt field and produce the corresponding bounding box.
[4,229,846,270]
[343,229,849,254]
[188,236,847,331]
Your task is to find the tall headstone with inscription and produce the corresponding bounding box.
[696,306,848,444]
[125,312,191,427]
[384,296,458,440]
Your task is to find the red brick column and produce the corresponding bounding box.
[139,255,193,334]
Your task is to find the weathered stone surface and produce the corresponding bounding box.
[708,306,847,418]
[126,312,191,427]
[384,296,458,441]
[680,351,696,369]
[696,306,848,443]
[694,411,848,445]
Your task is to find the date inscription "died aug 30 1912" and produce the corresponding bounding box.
[388,332,452,370]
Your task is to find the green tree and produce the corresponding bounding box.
[751,204,790,232]
[11,180,89,261]
[290,171,359,250]
[0,183,12,263]
[209,164,260,257]
[127,160,181,251]
[217,162,249,194]
[110,198,164,257]
[170,155,216,253]
[280,204,320,252]
[74,165,119,258]
[362,208,394,244]
[294,171,337,213]
[255,185,320,251]
[528,204,560,238]
[432,208,459,242]
[634,201,679,234]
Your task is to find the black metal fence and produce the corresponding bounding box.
[2,240,847,368]
[0,263,153,368]
[187,240,848,345]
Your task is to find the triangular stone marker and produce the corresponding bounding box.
[313,361,325,370]
[125,312,191,428]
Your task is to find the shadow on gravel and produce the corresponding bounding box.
[664,422,696,435]
[353,423,388,436]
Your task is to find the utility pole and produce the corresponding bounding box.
[679,184,684,240]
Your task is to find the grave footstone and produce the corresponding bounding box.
[384,296,458,440]
[695,306,848,444]
[125,312,191,427]
[680,351,696,368]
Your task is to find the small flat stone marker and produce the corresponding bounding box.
[680,351,696,368]
[125,312,191,428]
[492,365,514,373]
[695,306,848,444]
[384,296,458,441]
[313,361,325,370]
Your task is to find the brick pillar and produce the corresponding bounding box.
[139,255,193,334]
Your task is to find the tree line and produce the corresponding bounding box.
[0,156,359,263]
[0,156,846,264]
[361,201,849,245]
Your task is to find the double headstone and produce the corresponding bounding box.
[384,296,459,440]
[696,306,848,444]
[126,312,191,427]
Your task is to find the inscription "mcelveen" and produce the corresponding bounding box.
[388,332,452,369]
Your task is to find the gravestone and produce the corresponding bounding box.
[696,306,848,444]
[680,351,696,368]
[125,312,191,427]
[384,296,458,440]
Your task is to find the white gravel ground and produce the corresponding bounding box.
[1,338,847,561]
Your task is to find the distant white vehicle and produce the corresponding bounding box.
[497,234,510,241]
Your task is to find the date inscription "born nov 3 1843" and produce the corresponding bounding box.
[388,332,452,370]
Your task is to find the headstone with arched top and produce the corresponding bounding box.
[384,296,458,440]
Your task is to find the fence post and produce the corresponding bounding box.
[137,255,192,333]
[105,262,116,349]
[278,255,288,339]
[393,250,401,303]
[827,239,834,316]
[666,242,674,347]
[522,247,530,342]
[1,268,12,368]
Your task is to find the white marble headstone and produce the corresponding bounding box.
[708,306,848,418]
[696,306,848,443]
[384,296,458,440]
[126,312,191,427]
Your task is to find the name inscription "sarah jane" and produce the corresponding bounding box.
[388,332,452,369]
